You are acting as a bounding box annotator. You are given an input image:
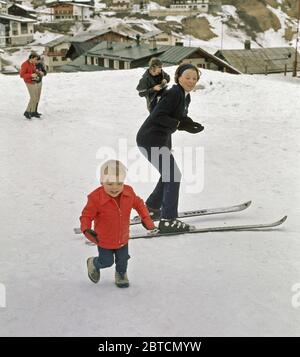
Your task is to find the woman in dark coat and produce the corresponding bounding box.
[136,63,204,233]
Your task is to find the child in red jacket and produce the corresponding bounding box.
[80,159,155,288]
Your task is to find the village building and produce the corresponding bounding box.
[60,37,240,74]
[149,0,211,17]
[110,0,131,12]
[60,40,166,72]
[0,12,35,47]
[0,0,8,14]
[7,3,39,20]
[170,0,209,13]
[47,1,94,22]
[84,40,166,70]
[141,29,184,46]
[43,35,73,71]
[157,44,240,73]
[215,42,300,74]
[66,28,134,60]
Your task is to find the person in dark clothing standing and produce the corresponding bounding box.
[136,58,170,112]
[136,63,204,233]
[34,56,47,118]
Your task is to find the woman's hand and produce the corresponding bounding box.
[178,119,204,134]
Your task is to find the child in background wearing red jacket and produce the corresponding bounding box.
[80,160,155,288]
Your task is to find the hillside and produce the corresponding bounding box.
[14,0,299,51]
[152,0,300,48]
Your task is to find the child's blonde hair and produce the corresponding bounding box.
[100,160,127,183]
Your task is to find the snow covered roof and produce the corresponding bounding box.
[43,35,73,47]
[141,30,164,39]
[70,2,94,7]
[46,1,94,7]
[9,3,38,13]
[107,23,142,38]
[69,31,108,43]
[46,0,93,4]
[70,29,131,43]
[0,13,36,23]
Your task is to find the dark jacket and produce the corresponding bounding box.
[136,84,191,149]
[34,62,47,83]
[136,69,170,111]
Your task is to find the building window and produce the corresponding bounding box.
[98,57,104,66]
[104,58,109,68]
[21,23,28,35]
[124,62,130,69]
[109,59,114,68]
[11,22,18,36]
[114,60,119,69]
[119,60,124,70]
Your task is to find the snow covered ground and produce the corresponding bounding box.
[0,67,300,336]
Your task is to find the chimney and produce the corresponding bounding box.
[244,40,251,50]
[136,34,141,47]
[149,38,157,51]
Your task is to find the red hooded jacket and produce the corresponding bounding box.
[20,60,36,84]
[80,185,155,249]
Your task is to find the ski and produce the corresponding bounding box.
[74,200,252,234]
[130,200,252,225]
[129,216,287,240]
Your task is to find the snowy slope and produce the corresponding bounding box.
[0,68,300,336]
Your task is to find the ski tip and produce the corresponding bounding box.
[280,215,288,224]
[272,215,288,227]
[244,200,252,208]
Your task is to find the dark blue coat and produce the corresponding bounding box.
[136,84,190,149]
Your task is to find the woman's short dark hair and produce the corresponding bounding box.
[174,63,201,83]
